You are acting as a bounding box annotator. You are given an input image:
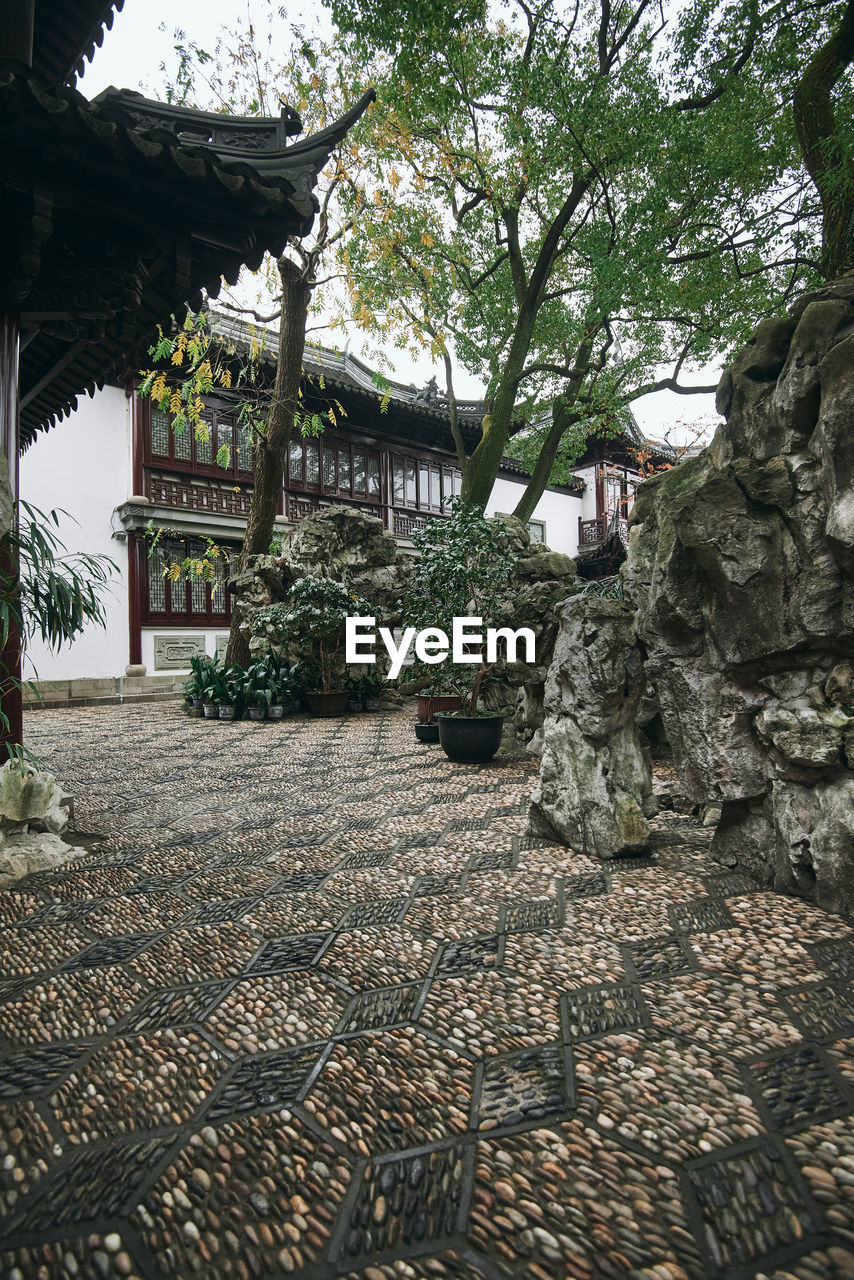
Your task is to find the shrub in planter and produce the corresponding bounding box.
[406,502,514,761]
[240,663,273,721]
[253,577,369,717]
[346,675,364,713]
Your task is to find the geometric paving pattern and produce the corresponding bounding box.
[0,703,852,1280]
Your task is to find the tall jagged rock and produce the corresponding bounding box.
[625,273,854,916]
[529,597,655,857]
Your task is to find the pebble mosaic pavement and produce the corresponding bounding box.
[1,705,854,1280]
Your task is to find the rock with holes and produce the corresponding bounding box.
[625,272,854,916]
[529,596,655,858]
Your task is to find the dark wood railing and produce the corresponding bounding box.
[578,514,629,547]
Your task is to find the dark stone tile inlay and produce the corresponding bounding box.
[121,981,232,1033]
[436,935,502,977]
[746,1044,851,1133]
[415,875,461,898]
[0,1044,89,1100]
[505,899,563,933]
[467,850,515,872]
[340,1144,470,1263]
[475,1043,575,1131]
[337,850,392,870]
[337,983,423,1034]
[670,899,735,935]
[180,897,257,926]
[783,981,854,1041]
[60,933,158,972]
[684,1139,819,1276]
[808,936,854,981]
[4,1136,174,1235]
[562,982,648,1042]
[244,932,330,977]
[625,934,696,981]
[563,874,608,899]
[339,898,409,930]
[206,1045,322,1120]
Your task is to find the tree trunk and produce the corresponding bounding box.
[226,257,311,668]
[462,315,537,508]
[793,0,854,280]
[512,404,580,526]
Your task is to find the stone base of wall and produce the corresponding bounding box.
[25,675,186,710]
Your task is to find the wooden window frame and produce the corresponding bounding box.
[141,396,254,484]
[140,535,234,627]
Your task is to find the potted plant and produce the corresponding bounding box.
[241,663,272,721]
[253,577,369,717]
[215,667,242,720]
[407,501,514,763]
[346,674,365,713]
[360,669,385,712]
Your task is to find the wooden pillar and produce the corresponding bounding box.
[0,315,22,759]
[126,532,143,670]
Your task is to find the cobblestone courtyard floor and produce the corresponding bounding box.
[1,705,854,1280]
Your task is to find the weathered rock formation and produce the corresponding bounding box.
[478,516,578,749]
[625,273,854,916]
[529,597,655,857]
[0,761,77,888]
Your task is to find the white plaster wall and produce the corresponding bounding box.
[20,386,131,681]
[141,627,230,674]
[574,466,600,520]
[486,477,582,557]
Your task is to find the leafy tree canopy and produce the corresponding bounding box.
[331,0,847,515]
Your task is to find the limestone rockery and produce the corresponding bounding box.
[626,273,854,918]
[230,505,577,749]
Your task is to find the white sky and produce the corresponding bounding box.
[79,0,721,445]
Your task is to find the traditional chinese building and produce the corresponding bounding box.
[20,313,668,695]
[0,0,373,737]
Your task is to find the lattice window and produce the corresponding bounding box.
[190,573,207,615]
[150,408,171,457]
[306,440,320,486]
[148,543,167,612]
[289,440,303,481]
[173,423,191,461]
[143,536,234,623]
[338,446,351,490]
[196,421,213,467]
[237,421,253,472]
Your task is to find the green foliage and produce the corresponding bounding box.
[404,501,513,711]
[2,504,116,654]
[405,500,513,632]
[578,574,624,599]
[333,0,836,508]
[253,576,369,694]
[0,503,116,763]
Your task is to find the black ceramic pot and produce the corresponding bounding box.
[305,691,347,717]
[414,722,440,744]
[437,714,504,763]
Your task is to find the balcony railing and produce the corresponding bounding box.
[148,473,253,518]
[578,514,629,547]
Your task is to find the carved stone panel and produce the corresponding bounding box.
[153,636,207,670]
